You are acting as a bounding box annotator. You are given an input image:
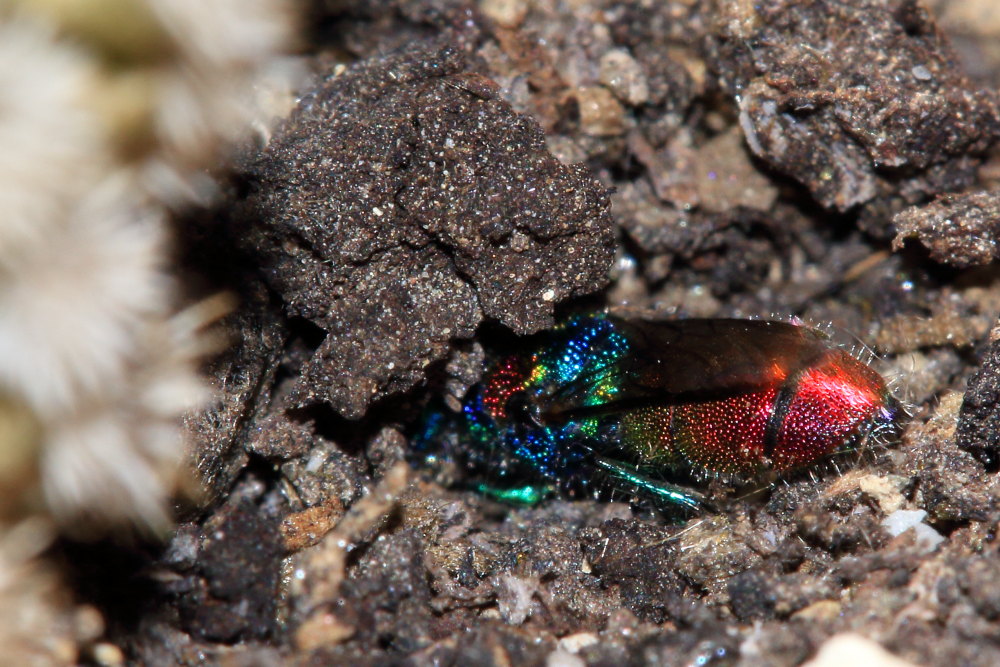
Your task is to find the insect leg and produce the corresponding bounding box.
[593,457,711,512]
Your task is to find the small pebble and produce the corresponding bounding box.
[882,509,945,551]
[599,49,650,106]
[572,86,626,137]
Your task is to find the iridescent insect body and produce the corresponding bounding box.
[414,315,898,510]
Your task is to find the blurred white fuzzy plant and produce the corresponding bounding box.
[0,0,295,539]
[0,0,294,531]
[0,0,296,660]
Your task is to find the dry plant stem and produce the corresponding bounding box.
[294,463,411,651]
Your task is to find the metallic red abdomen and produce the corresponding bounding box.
[773,349,893,471]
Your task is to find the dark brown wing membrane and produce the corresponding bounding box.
[542,318,829,421]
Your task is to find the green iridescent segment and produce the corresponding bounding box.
[475,482,553,506]
[535,318,629,402]
[530,317,630,438]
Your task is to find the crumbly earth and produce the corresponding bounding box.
[72,1,1000,665]
[234,42,615,419]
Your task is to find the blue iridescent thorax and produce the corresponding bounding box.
[464,316,628,476]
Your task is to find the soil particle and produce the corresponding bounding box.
[691,127,779,214]
[580,518,691,624]
[708,0,1000,213]
[907,398,996,522]
[958,321,1000,467]
[893,189,1000,267]
[182,287,287,502]
[175,478,286,642]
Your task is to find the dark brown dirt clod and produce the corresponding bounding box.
[709,0,1000,213]
[175,481,285,642]
[182,287,288,503]
[893,189,1000,267]
[958,322,1000,467]
[236,44,614,418]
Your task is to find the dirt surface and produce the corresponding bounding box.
[84,1,1000,665]
[234,43,614,419]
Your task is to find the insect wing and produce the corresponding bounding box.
[541,318,830,421]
